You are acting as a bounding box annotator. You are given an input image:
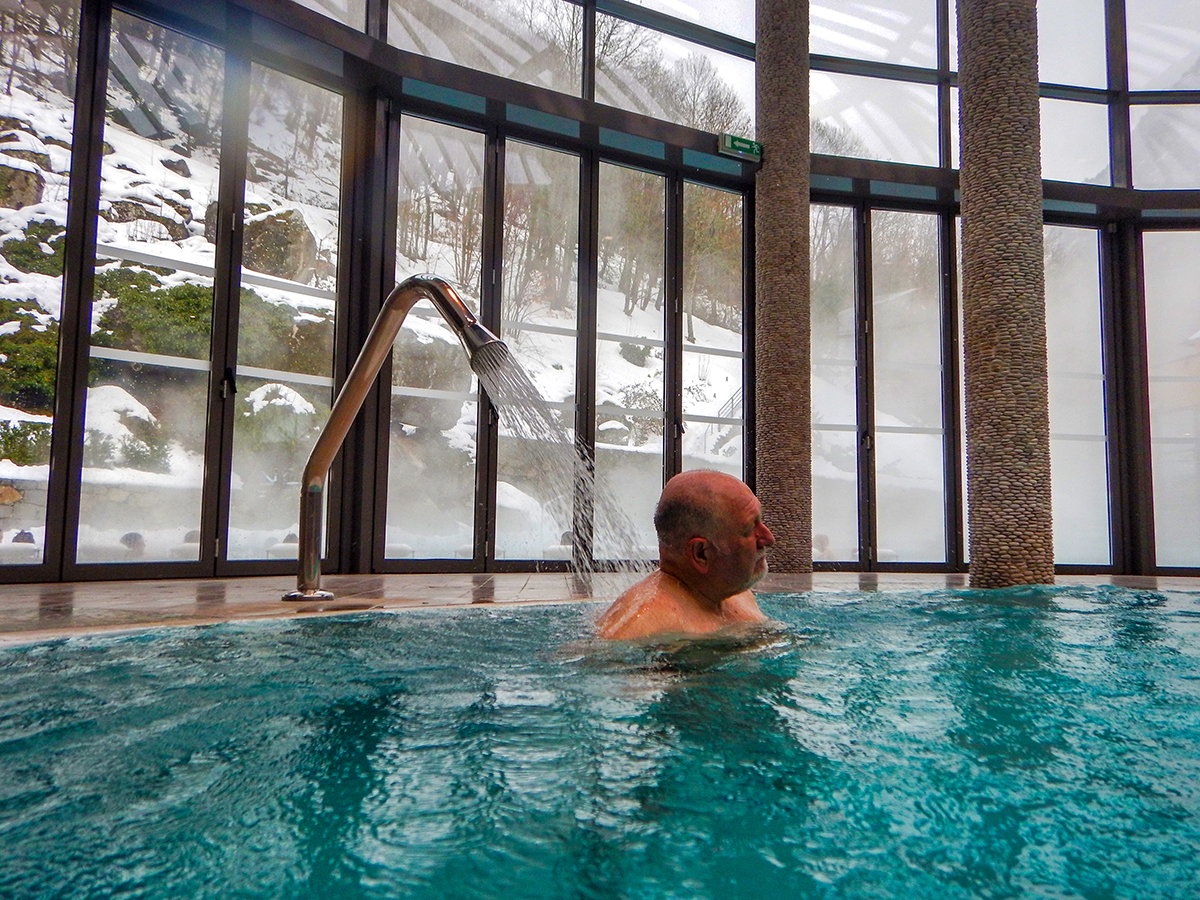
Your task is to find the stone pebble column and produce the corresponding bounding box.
[755,0,811,572]
[957,0,1055,587]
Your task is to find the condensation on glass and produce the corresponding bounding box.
[681,181,744,479]
[1040,98,1111,185]
[595,14,755,136]
[810,204,859,563]
[387,0,582,96]
[227,66,342,561]
[871,210,945,563]
[1125,0,1200,91]
[811,0,938,69]
[1044,225,1111,565]
[0,0,79,566]
[292,0,367,30]
[631,0,755,43]
[76,11,223,564]
[811,72,939,167]
[594,162,665,560]
[387,116,485,560]
[495,140,580,560]
[1130,105,1200,191]
[1142,231,1200,568]
[1037,0,1107,88]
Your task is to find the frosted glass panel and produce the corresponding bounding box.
[294,0,366,29]
[1125,0,1200,91]
[388,0,582,96]
[812,72,939,167]
[496,141,579,560]
[387,117,486,560]
[811,0,937,69]
[872,211,945,562]
[1142,232,1200,568]
[0,0,79,566]
[1130,105,1200,191]
[596,15,754,135]
[228,66,342,560]
[1040,98,1110,185]
[1044,226,1110,565]
[811,204,859,563]
[630,0,755,42]
[77,12,222,564]
[682,182,744,479]
[594,163,665,561]
[1037,0,1107,88]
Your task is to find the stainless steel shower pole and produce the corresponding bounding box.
[283,275,501,601]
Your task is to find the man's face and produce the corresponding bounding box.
[708,482,775,595]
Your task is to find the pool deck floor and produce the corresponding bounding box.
[2,570,1199,647]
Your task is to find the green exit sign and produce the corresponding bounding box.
[719,133,762,162]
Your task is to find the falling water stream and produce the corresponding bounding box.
[470,341,655,584]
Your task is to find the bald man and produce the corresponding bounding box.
[596,470,776,640]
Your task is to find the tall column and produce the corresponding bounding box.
[754,0,811,571]
[957,0,1055,587]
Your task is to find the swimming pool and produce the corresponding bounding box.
[2,585,1198,899]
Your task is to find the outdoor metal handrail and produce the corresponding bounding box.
[283,275,501,601]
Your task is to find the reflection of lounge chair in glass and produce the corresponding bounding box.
[0,529,41,563]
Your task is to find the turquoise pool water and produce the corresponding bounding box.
[2,586,1199,899]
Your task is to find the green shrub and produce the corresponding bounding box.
[93,267,212,358]
[0,298,59,414]
[0,219,65,275]
[0,420,51,465]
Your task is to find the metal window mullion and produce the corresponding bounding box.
[46,0,112,582]
[370,97,404,572]
[858,204,877,570]
[477,123,506,569]
[1106,0,1132,188]
[210,33,252,575]
[743,183,756,489]
[1102,221,1156,574]
[937,0,954,170]
[333,87,388,574]
[940,211,965,570]
[663,174,684,482]
[575,149,600,567]
[582,0,597,102]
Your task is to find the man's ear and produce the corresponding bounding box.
[685,536,711,574]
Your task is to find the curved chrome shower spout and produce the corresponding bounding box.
[283,275,502,601]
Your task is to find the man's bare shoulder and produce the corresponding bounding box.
[595,572,767,641]
[595,571,689,640]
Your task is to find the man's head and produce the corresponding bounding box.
[654,470,775,606]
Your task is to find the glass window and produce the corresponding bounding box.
[387,117,486,560]
[1142,231,1200,568]
[871,210,945,562]
[0,0,78,566]
[1125,0,1200,91]
[388,0,582,97]
[596,14,754,135]
[1037,0,1107,88]
[227,66,342,561]
[1044,225,1110,565]
[76,12,223,564]
[811,0,937,69]
[625,0,755,43]
[1130,105,1200,191]
[812,72,939,167]
[681,181,744,478]
[594,162,665,561]
[495,140,579,560]
[811,204,859,563]
[1040,98,1110,184]
[293,0,367,29]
